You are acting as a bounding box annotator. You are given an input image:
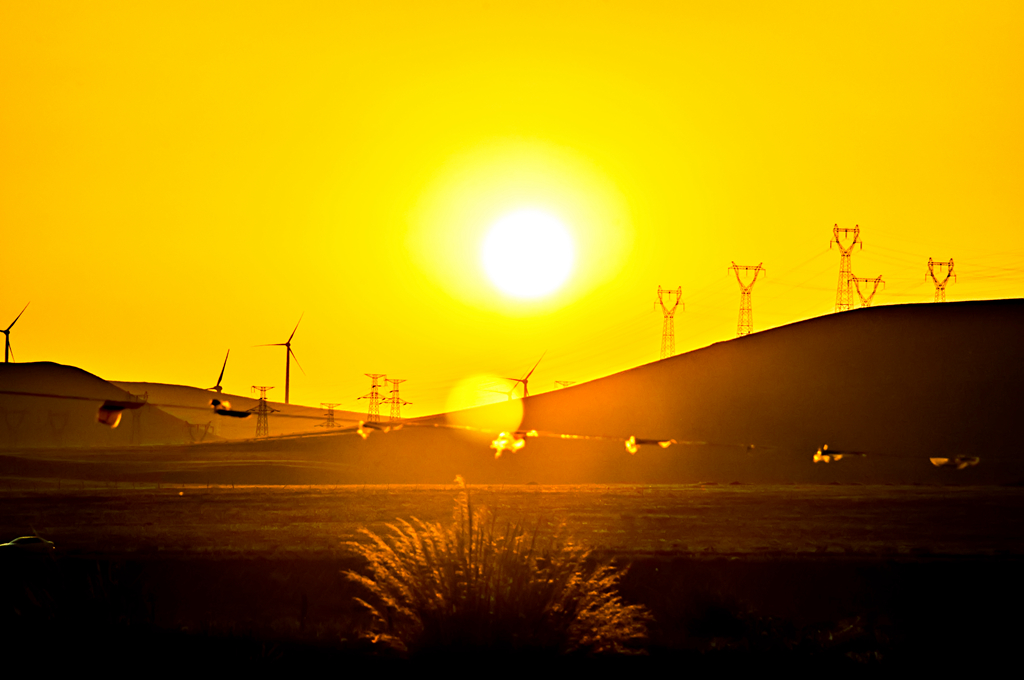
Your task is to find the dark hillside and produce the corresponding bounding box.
[111,382,364,440]
[517,299,1024,483]
[2,301,1021,484]
[0,363,198,449]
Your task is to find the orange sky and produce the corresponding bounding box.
[2,1,1022,415]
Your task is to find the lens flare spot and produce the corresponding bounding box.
[445,374,524,434]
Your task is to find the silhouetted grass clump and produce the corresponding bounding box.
[344,496,651,657]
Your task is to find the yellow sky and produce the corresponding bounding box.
[2,1,1022,415]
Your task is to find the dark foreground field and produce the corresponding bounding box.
[3,482,1023,670]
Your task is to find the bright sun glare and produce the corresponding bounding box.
[481,209,575,299]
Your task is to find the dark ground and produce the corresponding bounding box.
[2,482,1022,670]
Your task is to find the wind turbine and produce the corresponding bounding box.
[2,303,29,363]
[257,315,304,404]
[486,385,517,402]
[504,352,545,399]
[208,350,230,393]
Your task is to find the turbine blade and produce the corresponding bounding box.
[288,313,304,343]
[216,350,230,386]
[289,347,305,375]
[5,302,29,332]
[255,343,287,347]
[523,351,546,380]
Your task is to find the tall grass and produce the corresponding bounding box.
[343,493,651,656]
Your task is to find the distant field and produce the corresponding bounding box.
[4,482,1024,666]
[2,482,1022,557]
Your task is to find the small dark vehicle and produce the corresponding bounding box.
[0,536,56,553]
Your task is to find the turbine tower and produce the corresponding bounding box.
[927,258,956,302]
[851,275,885,308]
[257,315,304,404]
[831,225,862,312]
[729,262,765,337]
[384,378,411,422]
[359,374,387,422]
[505,353,544,398]
[656,286,683,360]
[2,303,29,363]
[248,386,278,438]
[208,350,230,393]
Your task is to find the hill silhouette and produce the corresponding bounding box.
[0,363,200,448]
[511,298,1024,483]
[111,382,364,440]
[1,300,1021,484]
[384,298,1024,484]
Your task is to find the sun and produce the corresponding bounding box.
[481,209,576,299]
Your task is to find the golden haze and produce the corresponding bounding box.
[1,1,1022,415]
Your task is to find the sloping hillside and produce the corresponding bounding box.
[112,298,1020,486]
[3,300,1021,484]
[513,299,1024,483]
[111,382,364,440]
[0,363,200,448]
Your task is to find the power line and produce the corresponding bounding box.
[248,386,278,438]
[318,402,341,428]
[927,258,956,302]
[655,286,683,359]
[384,378,411,422]
[358,374,387,423]
[851,275,885,308]
[729,262,765,337]
[831,225,862,312]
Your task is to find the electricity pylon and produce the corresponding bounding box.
[656,286,683,360]
[359,374,386,423]
[318,403,341,428]
[249,386,278,438]
[927,258,956,302]
[555,380,575,389]
[852,275,885,308]
[384,378,411,422]
[128,391,147,446]
[831,225,862,312]
[729,262,765,337]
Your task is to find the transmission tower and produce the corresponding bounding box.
[127,391,147,446]
[555,380,576,389]
[729,262,765,337]
[927,258,956,302]
[358,374,386,423]
[831,225,862,312]
[317,403,341,428]
[248,386,278,438]
[384,378,411,422]
[851,275,885,308]
[656,286,683,360]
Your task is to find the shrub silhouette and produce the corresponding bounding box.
[344,495,651,656]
